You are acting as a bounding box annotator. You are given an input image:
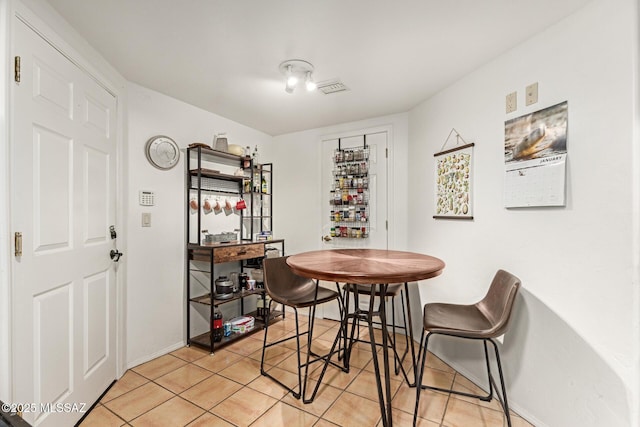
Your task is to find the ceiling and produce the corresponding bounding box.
[45,0,590,136]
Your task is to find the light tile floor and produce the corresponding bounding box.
[80,317,534,426]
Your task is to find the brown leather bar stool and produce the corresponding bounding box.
[413,269,521,427]
[260,256,346,403]
[343,283,415,383]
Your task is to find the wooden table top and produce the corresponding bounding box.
[286,249,445,285]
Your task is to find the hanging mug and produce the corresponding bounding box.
[236,198,247,210]
[189,197,199,210]
[203,197,212,212]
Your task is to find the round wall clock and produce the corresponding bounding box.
[145,135,180,170]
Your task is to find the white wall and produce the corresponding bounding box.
[272,113,409,256]
[125,82,272,367]
[407,0,639,426]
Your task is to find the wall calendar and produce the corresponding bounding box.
[504,101,568,208]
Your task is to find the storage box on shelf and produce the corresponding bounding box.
[186,145,283,353]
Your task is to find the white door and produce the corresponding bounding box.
[320,131,388,320]
[11,18,118,426]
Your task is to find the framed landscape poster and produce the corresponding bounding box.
[434,143,474,219]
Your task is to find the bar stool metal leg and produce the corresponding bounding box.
[413,332,513,427]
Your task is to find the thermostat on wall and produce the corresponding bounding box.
[139,190,155,206]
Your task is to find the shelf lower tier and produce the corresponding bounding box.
[188,310,284,352]
[190,290,264,305]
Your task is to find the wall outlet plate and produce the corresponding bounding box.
[526,82,539,106]
[506,91,517,113]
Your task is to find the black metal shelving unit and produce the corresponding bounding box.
[185,146,283,354]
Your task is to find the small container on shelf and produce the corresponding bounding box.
[212,307,224,342]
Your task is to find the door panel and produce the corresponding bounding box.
[84,271,109,375]
[12,18,117,426]
[32,57,74,119]
[84,146,109,243]
[34,284,73,407]
[33,125,73,252]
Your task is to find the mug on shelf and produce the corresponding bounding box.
[203,197,212,212]
[189,197,199,210]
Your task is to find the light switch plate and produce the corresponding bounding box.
[526,82,538,106]
[142,212,151,227]
[506,91,517,113]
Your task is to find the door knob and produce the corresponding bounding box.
[110,249,123,262]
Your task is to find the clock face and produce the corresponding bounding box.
[145,136,180,170]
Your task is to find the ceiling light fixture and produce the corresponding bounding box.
[305,71,317,91]
[279,59,316,94]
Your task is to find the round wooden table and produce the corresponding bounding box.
[287,249,445,427]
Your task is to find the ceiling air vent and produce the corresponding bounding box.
[316,79,349,95]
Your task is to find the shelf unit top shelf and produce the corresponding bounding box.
[189,168,246,182]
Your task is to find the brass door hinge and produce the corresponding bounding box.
[15,232,22,256]
[14,56,21,83]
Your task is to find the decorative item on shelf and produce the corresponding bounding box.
[253,169,260,193]
[228,144,244,156]
[256,231,273,241]
[252,145,259,165]
[243,146,252,168]
[213,133,228,151]
[261,175,268,193]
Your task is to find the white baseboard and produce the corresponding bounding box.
[126,341,186,371]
